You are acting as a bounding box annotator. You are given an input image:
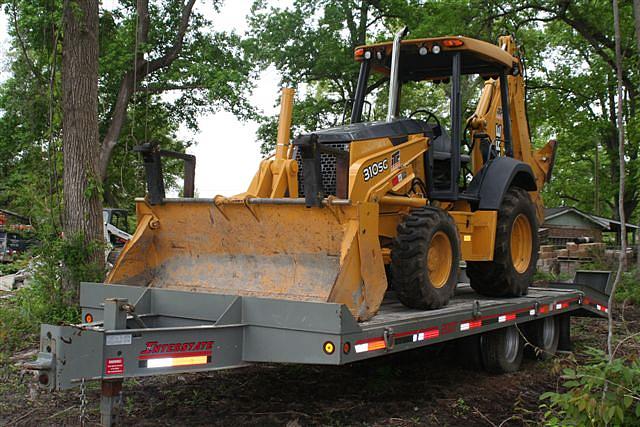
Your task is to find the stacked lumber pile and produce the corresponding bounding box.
[536,242,606,274]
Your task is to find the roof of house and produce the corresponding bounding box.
[544,207,638,231]
[0,208,30,223]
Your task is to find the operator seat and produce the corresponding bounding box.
[429,125,471,165]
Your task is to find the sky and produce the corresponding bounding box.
[183,1,287,197]
[0,1,290,198]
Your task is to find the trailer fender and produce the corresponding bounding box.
[469,157,536,210]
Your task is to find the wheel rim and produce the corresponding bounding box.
[427,231,452,288]
[510,214,532,274]
[542,317,556,348]
[504,327,520,363]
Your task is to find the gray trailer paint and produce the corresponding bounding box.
[27,272,611,425]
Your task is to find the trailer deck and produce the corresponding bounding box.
[27,271,611,426]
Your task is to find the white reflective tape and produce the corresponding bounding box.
[418,332,425,341]
[596,304,602,311]
[498,315,507,323]
[146,358,173,368]
[460,323,470,331]
[529,309,536,316]
[146,356,208,368]
[412,334,418,342]
[556,303,562,310]
[354,343,369,353]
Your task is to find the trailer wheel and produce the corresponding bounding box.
[467,187,539,297]
[481,326,523,373]
[524,316,559,360]
[391,207,460,309]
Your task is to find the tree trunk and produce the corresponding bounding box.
[634,0,640,55]
[62,0,103,302]
[635,0,640,276]
[608,0,626,361]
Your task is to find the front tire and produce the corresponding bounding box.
[467,186,539,297]
[391,207,460,309]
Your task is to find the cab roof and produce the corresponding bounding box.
[355,36,516,81]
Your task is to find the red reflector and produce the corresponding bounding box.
[424,328,439,339]
[460,319,482,331]
[354,48,365,57]
[442,39,464,47]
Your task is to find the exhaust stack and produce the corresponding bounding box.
[386,26,409,122]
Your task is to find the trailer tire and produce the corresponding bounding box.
[391,207,460,309]
[524,316,559,360]
[467,186,538,297]
[481,326,523,373]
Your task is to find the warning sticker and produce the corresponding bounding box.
[105,358,124,375]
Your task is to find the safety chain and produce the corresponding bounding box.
[79,378,87,426]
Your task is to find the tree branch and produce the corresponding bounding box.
[558,193,582,203]
[145,0,197,75]
[138,83,208,94]
[10,1,45,85]
[99,0,196,182]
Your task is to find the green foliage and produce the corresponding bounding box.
[533,270,573,283]
[0,0,255,218]
[0,230,106,354]
[615,270,640,305]
[540,348,640,426]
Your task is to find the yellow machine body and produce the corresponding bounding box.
[108,37,555,321]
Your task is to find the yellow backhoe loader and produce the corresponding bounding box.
[107,31,556,321]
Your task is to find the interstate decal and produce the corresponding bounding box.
[137,340,213,368]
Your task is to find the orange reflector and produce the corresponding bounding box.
[442,39,464,47]
[343,342,351,354]
[84,313,94,323]
[367,340,386,351]
[354,48,365,57]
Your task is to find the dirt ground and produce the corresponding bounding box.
[1,303,638,427]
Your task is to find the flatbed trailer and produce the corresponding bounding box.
[28,270,611,426]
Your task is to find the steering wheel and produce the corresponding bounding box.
[409,109,441,130]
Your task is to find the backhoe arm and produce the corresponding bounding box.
[468,35,556,220]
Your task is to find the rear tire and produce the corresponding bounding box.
[467,187,539,297]
[481,326,523,373]
[391,207,460,309]
[524,316,559,360]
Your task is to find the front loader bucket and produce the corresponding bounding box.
[106,199,387,321]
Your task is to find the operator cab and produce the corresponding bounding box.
[348,35,517,200]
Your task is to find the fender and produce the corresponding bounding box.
[468,156,536,210]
